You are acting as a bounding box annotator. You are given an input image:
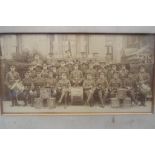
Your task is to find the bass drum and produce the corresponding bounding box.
[70,87,83,105]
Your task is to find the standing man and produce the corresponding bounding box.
[31,54,43,67]
[22,72,33,106]
[47,52,56,67]
[70,64,83,86]
[80,61,89,79]
[41,63,49,79]
[86,63,96,80]
[107,64,118,82]
[27,66,36,79]
[57,61,69,80]
[119,65,129,87]
[6,65,21,106]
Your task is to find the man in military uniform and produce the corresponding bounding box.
[136,66,151,106]
[29,83,38,106]
[64,50,72,61]
[45,72,57,97]
[66,60,74,75]
[80,61,89,78]
[27,66,36,79]
[96,66,107,81]
[34,72,44,85]
[57,73,71,107]
[70,64,83,86]
[23,72,33,86]
[41,63,49,79]
[57,61,69,80]
[33,73,44,98]
[95,72,109,107]
[107,64,118,82]
[5,65,21,106]
[83,73,95,106]
[119,65,129,87]
[109,73,121,98]
[47,52,56,67]
[86,63,96,79]
[31,54,43,67]
[22,72,33,106]
[124,72,137,105]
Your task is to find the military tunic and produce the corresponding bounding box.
[6,71,21,88]
[109,78,121,97]
[70,70,83,86]
[96,78,108,90]
[119,69,129,87]
[41,69,49,79]
[58,67,69,79]
[86,69,96,79]
[57,79,71,89]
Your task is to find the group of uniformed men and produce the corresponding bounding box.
[5,54,151,108]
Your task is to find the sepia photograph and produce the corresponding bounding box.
[0,34,154,114]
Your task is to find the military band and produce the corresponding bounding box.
[5,54,152,108]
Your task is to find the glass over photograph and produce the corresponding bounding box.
[0,34,154,114]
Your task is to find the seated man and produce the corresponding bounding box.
[70,64,83,86]
[33,73,45,98]
[83,73,95,106]
[136,66,151,106]
[57,73,71,108]
[124,73,137,105]
[109,73,121,98]
[95,72,109,107]
[45,72,57,97]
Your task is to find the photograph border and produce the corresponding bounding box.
[0,26,155,116]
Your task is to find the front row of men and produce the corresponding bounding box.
[5,64,151,108]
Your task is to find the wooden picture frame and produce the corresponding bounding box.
[0,26,154,115]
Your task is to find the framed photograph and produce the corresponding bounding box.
[0,29,154,115]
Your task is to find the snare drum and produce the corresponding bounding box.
[47,97,56,109]
[70,87,83,104]
[117,88,127,99]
